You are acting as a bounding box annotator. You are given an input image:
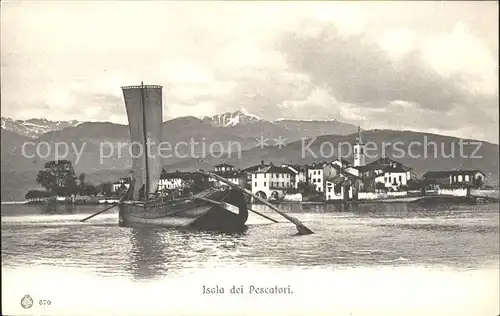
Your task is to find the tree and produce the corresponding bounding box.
[375,182,386,192]
[78,173,86,195]
[36,160,78,196]
[99,182,113,196]
[25,190,53,200]
[84,184,98,196]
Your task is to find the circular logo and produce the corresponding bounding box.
[20,294,33,309]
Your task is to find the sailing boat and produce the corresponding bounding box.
[118,83,248,232]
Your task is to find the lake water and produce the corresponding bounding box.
[2,202,499,316]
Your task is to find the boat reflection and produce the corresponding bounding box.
[125,227,249,280]
[126,228,169,280]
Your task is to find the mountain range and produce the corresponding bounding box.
[1,112,357,139]
[1,112,498,201]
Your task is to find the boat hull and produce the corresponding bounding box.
[118,188,248,232]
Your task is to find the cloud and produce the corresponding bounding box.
[274,19,498,142]
[277,24,492,109]
[0,1,498,142]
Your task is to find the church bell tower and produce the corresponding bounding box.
[354,126,365,167]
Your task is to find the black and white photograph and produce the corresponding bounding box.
[1,1,499,315]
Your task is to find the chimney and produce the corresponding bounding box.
[261,160,264,166]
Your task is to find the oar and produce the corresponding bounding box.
[81,180,134,222]
[205,172,314,235]
[80,200,122,222]
[195,192,279,223]
[248,207,279,223]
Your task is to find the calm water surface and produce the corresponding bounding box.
[2,202,499,316]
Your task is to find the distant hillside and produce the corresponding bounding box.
[1,122,498,201]
[160,129,500,184]
[0,113,359,174]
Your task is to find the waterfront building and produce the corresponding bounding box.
[251,164,295,200]
[423,169,486,189]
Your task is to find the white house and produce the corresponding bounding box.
[251,165,294,200]
[423,170,486,189]
[324,171,360,201]
[325,178,353,201]
[359,157,412,191]
[214,170,244,187]
[112,177,131,192]
[157,171,187,192]
[242,161,270,188]
[214,163,235,173]
[374,165,409,190]
[307,162,340,193]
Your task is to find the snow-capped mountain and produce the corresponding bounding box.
[201,110,263,127]
[201,110,345,127]
[1,117,83,138]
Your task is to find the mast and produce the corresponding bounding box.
[140,81,150,201]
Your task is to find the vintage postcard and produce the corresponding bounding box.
[1,1,499,315]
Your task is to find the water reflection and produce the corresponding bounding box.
[1,203,498,280]
[127,228,169,280]
[38,202,76,215]
[354,202,410,214]
[125,227,254,280]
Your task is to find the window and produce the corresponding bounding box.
[354,148,357,154]
[458,175,463,182]
[264,182,267,187]
[465,175,470,182]
[399,176,402,182]
[384,177,387,183]
[254,182,257,187]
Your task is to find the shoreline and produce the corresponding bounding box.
[6,194,498,206]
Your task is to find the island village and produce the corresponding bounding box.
[25,128,495,205]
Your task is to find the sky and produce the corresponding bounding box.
[1,1,498,143]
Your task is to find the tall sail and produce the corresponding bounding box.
[122,84,163,200]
